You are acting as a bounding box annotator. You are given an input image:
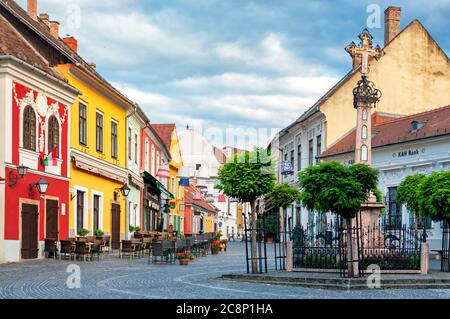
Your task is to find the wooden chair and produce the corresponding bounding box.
[90,239,103,261]
[44,238,58,259]
[86,236,96,243]
[75,241,91,262]
[149,242,167,264]
[102,235,111,254]
[120,240,135,259]
[60,240,75,260]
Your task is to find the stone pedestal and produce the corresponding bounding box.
[421,242,429,275]
[286,241,293,272]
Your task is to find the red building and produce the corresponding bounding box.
[0,13,79,262]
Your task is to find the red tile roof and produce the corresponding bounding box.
[213,146,226,164]
[0,15,64,80]
[184,186,218,213]
[151,124,175,149]
[320,105,450,158]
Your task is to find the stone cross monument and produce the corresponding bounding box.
[345,29,384,165]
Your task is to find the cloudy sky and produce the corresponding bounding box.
[17,0,450,147]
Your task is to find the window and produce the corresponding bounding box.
[316,135,322,163]
[134,133,138,165]
[290,150,294,166]
[361,145,368,162]
[284,153,288,161]
[79,102,87,146]
[93,195,100,231]
[308,139,314,167]
[96,112,103,153]
[409,211,432,230]
[111,121,118,159]
[362,125,368,139]
[145,139,150,172]
[48,115,59,155]
[128,127,132,160]
[151,145,155,176]
[384,187,402,230]
[297,144,302,171]
[23,105,36,151]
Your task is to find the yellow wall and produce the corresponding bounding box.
[321,21,450,148]
[55,64,130,237]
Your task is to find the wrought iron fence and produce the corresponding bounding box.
[292,213,423,277]
[242,213,268,274]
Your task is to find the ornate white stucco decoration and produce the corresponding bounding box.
[35,92,48,117]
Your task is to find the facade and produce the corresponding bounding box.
[152,124,186,236]
[126,106,147,238]
[0,7,79,262]
[320,106,450,251]
[184,186,219,235]
[178,127,231,237]
[274,6,450,228]
[141,123,172,232]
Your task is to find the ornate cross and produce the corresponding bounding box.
[345,29,384,75]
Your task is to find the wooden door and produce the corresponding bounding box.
[46,200,59,240]
[21,204,39,259]
[111,204,121,250]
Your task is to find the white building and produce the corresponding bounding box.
[320,106,450,251]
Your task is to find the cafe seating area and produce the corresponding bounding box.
[42,232,218,264]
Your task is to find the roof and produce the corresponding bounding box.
[279,19,449,138]
[213,146,226,164]
[0,0,136,109]
[151,124,176,149]
[320,105,450,158]
[0,15,66,81]
[184,186,218,213]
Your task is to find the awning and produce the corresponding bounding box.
[143,171,174,199]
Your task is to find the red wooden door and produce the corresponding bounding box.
[111,204,121,250]
[21,204,39,259]
[46,200,59,240]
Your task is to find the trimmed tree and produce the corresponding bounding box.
[418,171,450,222]
[298,161,379,277]
[218,148,276,273]
[269,183,301,241]
[397,173,427,229]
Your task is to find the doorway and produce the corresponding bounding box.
[111,203,121,250]
[45,199,59,240]
[21,203,39,259]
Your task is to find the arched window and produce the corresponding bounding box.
[48,115,59,155]
[362,125,368,139]
[23,106,36,151]
[362,108,368,121]
[361,145,368,162]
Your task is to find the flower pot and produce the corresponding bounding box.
[179,259,189,266]
[211,247,219,255]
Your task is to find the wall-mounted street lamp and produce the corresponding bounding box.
[115,184,131,198]
[29,178,49,195]
[8,164,28,187]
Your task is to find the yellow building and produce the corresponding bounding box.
[152,124,185,236]
[55,54,135,249]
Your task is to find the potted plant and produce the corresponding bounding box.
[211,240,222,255]
[129,225,135,233]
[176,251,193,266]
[77,228,89,237]
[94,229,104,238]
[135,227,141,232]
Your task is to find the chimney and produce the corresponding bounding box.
[63,36,78,53]
[27,0,37,20]
[39,13,49,28]
[89,62,97,70]
[50,21,60,39]
[384,6,401,45]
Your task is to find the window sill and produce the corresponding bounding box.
[19,148,39,170]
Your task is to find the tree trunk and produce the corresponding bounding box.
[346,217,359,277]
[250,200,258,273]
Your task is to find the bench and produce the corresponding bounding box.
[431,249,443,260]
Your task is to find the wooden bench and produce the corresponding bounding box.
[431,249,443,260]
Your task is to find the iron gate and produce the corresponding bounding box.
[442,220,450,272]
[242,213,268,274]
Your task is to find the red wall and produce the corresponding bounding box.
[4,81,70,242]
[184,205,193,235]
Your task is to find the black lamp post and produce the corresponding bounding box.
[29,178,49,195]
[8,164,28,187]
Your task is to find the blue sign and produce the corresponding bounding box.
[280,160,294,176]
[179,178,190,186]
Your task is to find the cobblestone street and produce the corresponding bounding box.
[0,242,449,299]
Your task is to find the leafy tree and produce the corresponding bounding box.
[218,148,276,273]
[270,183,301,209]
[398,174,426,228]
[418,171,450,222]
[298,161,379,219]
